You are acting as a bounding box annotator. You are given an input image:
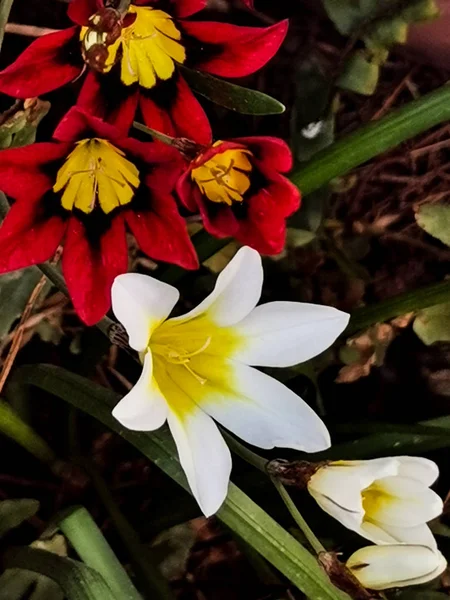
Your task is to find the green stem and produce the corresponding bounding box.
[347,278,450,334]
[0,0,14,52]
[222,431,268,472]
[291,84,450,196]
[58,506,142,600]
[271,477,326,556]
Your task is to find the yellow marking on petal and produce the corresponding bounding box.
[53,138,140,215]
[149,315,243,419]
[191,142,254,206]
[361,482,395,519]
[80,6,185,86]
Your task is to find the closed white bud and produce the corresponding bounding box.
[307,456,443,548]
[347,544,447,590]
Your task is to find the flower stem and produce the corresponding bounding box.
[291,84,450,196]
[270,476,326,556]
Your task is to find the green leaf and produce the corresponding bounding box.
[291,84,450,197]
[290,56,335,162]
[286,228,317,248]
[0,268,43,339]
[180,66,285,115]
[413,302,450,345]
[57,507,143,600]
[3,547,117,600]
[416,203,450,247]
[337,51,380,95]
[0,569,63,600]
[12,364,350,600]
[0,0,14,51]
[0,499,40,539]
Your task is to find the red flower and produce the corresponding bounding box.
[0,0,288,143]
[0,108,198,325]
[176,137,300,254]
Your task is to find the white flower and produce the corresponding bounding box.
[111,246,349,516]
[308,457,443,548]
[347,544,447,590]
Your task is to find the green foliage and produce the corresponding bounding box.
[0,269,43,338]
[415,203,450,247]
[180,66,285,115]
[12,364,351,600]
[3,547,117,600]
[0,568,63,600]
[413,302,450,345]
[0,100,50,149]
[0,499,40,539]
[323,0,439,95]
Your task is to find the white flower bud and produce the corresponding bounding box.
[307,457,443,547]
[347,544,447,590]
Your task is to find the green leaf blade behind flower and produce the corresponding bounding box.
[11,364,350,600]
[413,302,450,345]
[0,499,40,539]
[180,66,285,115]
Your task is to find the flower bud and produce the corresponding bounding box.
[347,544,447,590]
[307,457,443,548]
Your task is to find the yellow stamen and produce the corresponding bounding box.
[53,138,140,214]
[191,141,253,206]
[153,337,212,385]
[80,6,186,87]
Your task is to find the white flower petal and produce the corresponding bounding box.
[172,246,263,327]
[112,273,179,351]
[112,352,168,431]
[167,407,232,517]
[233,302,350,367]
[375,522,438,549]
[366,476,443,527]
[347,545,446,590]
[395,456,439,486]
[198,359,331,452]
[308,459,398,515]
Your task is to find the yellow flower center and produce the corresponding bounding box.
[80,6,186,89]
[53,138,140,215]
[361,482,392,518]
[191,142,253,206]
[149,316,242,417]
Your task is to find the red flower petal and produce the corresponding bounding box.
[182,20,288,78]
[0,142,71,201]
[176,170,198,213]
[0,194,66,273]
[125,190,199,270]
[196,194,239,239]
[0,27,82,98]
[235,174,300,254]
[139,76,212,144]
[63,216,128,325]
[232,136,293,173]
[68,0,103,25]
[53,105,127,142]
[75,71,139,133]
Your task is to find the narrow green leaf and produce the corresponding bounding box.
[12,364,350,600]
[180,66,285,115]
[0,0,14,51]
[3,547,116,600]
[291,81,450,197]
[416,203,450,247]
[57,507,142,600]
[0,499,40,539]
[0,269,44,338]
[0,568,63,600]
[0,399,58,468]
[347,279,450,335]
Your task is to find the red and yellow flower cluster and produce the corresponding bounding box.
[0,0,300,324]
